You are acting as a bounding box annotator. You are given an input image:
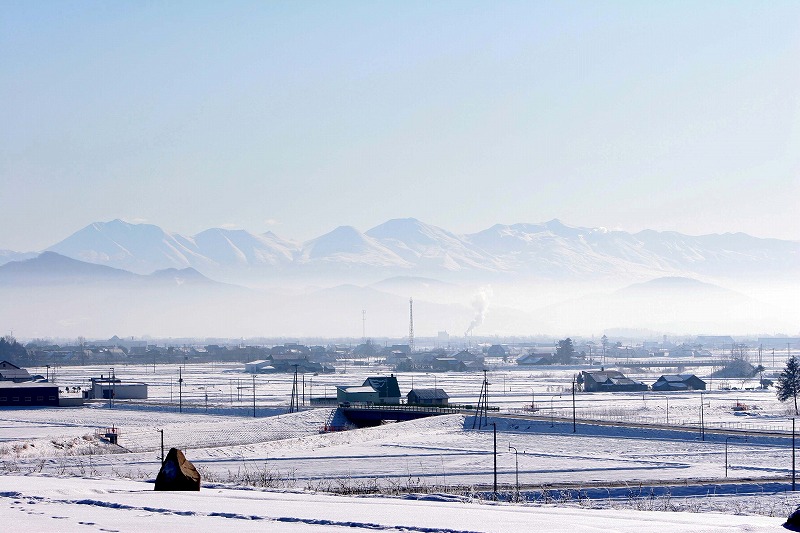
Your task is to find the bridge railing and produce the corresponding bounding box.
[340,402,500,413]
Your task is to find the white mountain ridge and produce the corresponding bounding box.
[2,217,792,284]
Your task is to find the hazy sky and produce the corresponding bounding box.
[2,1,799,251]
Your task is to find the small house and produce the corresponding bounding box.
[516,353,556,366]
[362,376,401,404]
[486,345,509,358]
[581,370,648,392]
[407,388,449,406]
[652,374,706,392]
[432,357,466,372]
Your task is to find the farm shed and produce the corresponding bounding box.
[336,386,379,404]
[407,388,449,406]
[652,374,706,391]
[0,382,59,407]
[581,370,648,392]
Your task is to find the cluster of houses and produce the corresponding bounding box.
[387,348,486,372]
[333,375,450,407]
[580,370,707,392]
[244,343,337,374]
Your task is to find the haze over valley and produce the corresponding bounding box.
[0,217,796,339]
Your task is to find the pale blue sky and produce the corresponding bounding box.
[2,0,799,250]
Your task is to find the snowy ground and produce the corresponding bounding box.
[0,475,786,532]
[2,362,800,530]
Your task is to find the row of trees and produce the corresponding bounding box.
[0,335,26,361]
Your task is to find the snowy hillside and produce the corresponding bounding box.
[297,225,410,268]
[366,218,500,273]
[47,219,212,274]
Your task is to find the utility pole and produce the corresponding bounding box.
[472,370,490,429]
[700,392,704,441]
[289,364,299,413]
[178,367,183,414]
[492,422,497,499]
[252,374,256,418]
[159,429,164,464]
[793,418,796,491]
[724,435,744,477]
[572,378,577,433]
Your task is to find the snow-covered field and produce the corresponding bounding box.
[0,474,785,532]
[2,362,799,531]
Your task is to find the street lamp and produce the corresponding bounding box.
[509,443,519,497]
[725,435,743,478]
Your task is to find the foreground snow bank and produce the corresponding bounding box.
[0,474,782,532]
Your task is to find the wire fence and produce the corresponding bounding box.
[503,406,796,434]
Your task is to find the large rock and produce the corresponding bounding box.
[154,448,201,491]
[786,508,800,531]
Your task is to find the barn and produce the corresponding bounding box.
[0,382,59,407]
[407,388,449,406]
[362,376,401,404]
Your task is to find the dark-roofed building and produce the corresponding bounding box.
[581,370,648,392]
[0,382,59,406]
[652,374,706,392]
[486,345,509,357]
[362,376,401,404]
[695,336,736,348]
[407,388,449,406]
[516,353,556,366]
[432,357,467,372]
[0,361,32,382]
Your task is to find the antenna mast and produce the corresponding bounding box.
[409,297,415,354]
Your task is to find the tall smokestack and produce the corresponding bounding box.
[409,297,415,354]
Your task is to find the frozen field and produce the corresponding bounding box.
[2,362,800,530]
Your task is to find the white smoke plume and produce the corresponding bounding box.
[465,286,492,336]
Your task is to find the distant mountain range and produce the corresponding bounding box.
[0,251,220,288]
[1,218,796,285]
[0,218,796,337]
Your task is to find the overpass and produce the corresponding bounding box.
[339,404,466,427]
